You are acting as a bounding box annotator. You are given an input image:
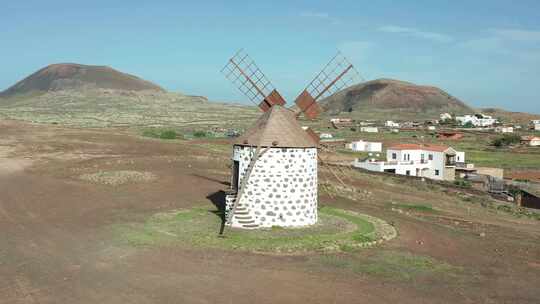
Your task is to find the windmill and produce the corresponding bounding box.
[221,49,361,230]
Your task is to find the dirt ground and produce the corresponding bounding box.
[1,119,539,304]
[507,170,540,182]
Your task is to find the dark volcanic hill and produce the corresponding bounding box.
[0,63,165,97]
[321,78,473,115]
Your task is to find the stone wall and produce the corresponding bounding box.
[228,145,318,228]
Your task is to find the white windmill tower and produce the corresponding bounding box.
[221,50,361,229]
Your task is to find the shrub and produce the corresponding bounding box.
[463,121,474,128]
[159,130,177,139]
[193,130,208,138]
[142,129,159,138]
[491,134,520,147]
[454,180,471,188]
[142,129,179,140]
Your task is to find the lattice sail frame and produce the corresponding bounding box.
[295,52,363,119]
[221,49,286,112]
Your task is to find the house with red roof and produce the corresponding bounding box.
[521,136,540,147]
[354,143,466,181]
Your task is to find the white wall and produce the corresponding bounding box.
[386,149,446,180]
[350,141,382,152]
[360,127,378,133]
[456,151,465,163]
[385,121,399,127]
[530,139,540,146]
[356,147,461,181]
[456,114,496,127]
[230,145,318,228]
[425,151,445,180]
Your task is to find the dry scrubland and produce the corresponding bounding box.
[0,89,260,129]
[0,120,539,303]
[1,89,540,303]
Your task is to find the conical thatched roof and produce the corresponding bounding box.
[235,105,318,148]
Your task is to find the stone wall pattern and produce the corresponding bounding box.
[228,145,318,227]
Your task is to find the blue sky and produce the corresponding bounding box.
[1,0,539,113]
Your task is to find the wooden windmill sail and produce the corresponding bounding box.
[221,49,361,120]
[220,50,362,230]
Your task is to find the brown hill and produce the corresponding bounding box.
[0,63,164,97]
[481,108,540,124]
[321,79,473,116]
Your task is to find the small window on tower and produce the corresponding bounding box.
[435,169,440,176]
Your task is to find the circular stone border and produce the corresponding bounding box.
[113,206,397,254]
[340,209,398,248]
[79,170,157,186]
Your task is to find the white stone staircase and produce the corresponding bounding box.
[225,194,259,229]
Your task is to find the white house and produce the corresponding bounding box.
[495,126,514,133]
[353,144,463,181]
[530,120,540,131]
[347,140,382,152]
[319,133,333,139]
[456,151,466,163]
[456,114,497,127]
[330,118,353,123]
[385,121,400,128]
[360,126,378,133]
[521,136,540,147]
[440,113,452,121]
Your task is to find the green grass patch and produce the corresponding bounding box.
[315,250,462,281]
[142,128,181,140]
[112,206,390,254]
[192,130,209,138]
[467,149,540,169]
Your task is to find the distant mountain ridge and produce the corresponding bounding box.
[321,78,473,115]
[0,63,164,97]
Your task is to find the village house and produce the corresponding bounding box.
[530,120,540,131]
[353,144,465,181]
[385,121,400,128]
[521,136,540,147]
[456,114,497,127]
[360,126,378,133]
[347,140,382,152]
[330,118,354,129]
[401,121,421,128]
[359,121,376,126]
[319,133,333,139]
[440,113,452,121]
[330,118,353,123]
[495,126,514,133]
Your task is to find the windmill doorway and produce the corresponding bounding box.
[232,160,240,192]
